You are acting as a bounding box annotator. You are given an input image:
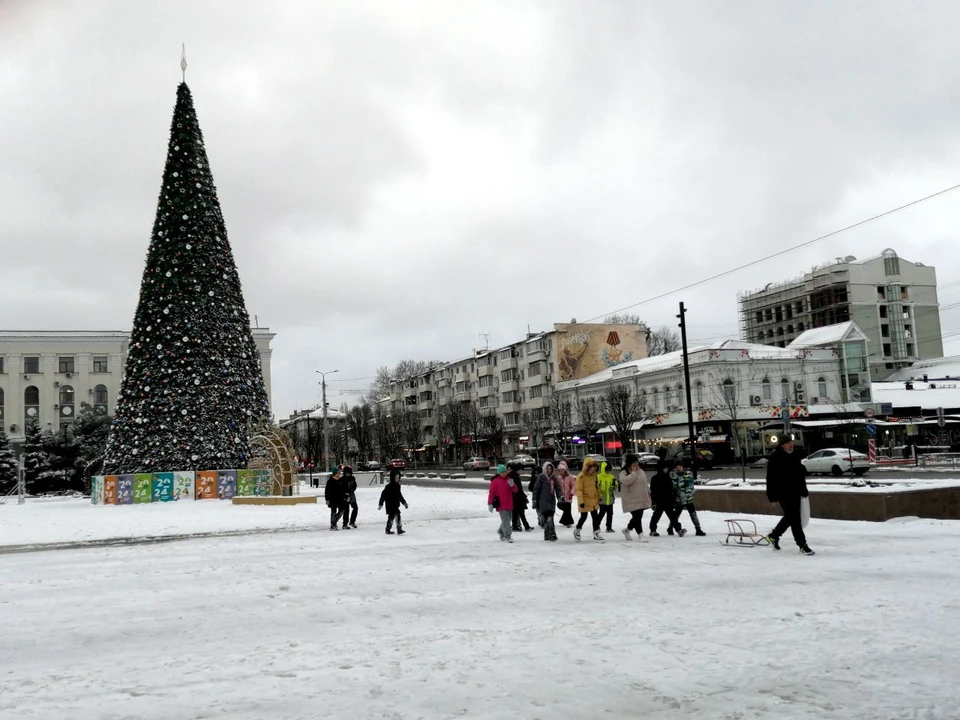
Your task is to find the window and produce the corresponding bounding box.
[419,408,433,419]
[501,368,517,382]
[776,326,784,336]
[24,385,39,423]
[775,307,783,322]
[529,362,543,377]
[877,285,886,300]
[786,324,794,335]
[0,357,4,374]
[0,387,3,416]
[901,286,909,300]
[883,343,892,356]
[455,381,467,394]
[818,377,827,399]
[764,309,772,322]
[761,378,772,400]
[664,386,673,407]
[795,302,803,314]
[23,356,40,374]
[59,386,75,406]
[505,412,520,425]
[94,385,108,404]
[723,379,736,404]
[478,396,495,409]
[478,375,494,388]
[652,388,659,411]
[879,305,888,319]
[797,322,805,332]
[502,391,520,404]
[766,329,773,338]
[785,306,793,320]
[883,253,900,276]
[881,325,890,338]
[906,343,915,356]
[756,334,764,343]
[780,379,790,400]
[92,356,108,373]
[531,385,545,399]
[58,356,75,374]
[695,382,703,405]
[676,384,684,406]
[755,311,763,323]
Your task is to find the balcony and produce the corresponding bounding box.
[499,379,519,393]
[477,365,493,378]
[500,357,519,370]
[526,346,546,360]
[476,386,494,399]
[500,401,520,413]
[522,374,543,389]
[522,396,547,410]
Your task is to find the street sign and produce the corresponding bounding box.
[866,423,876,436]
[864,407,875,419]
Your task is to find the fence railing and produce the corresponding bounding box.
[917,453,960,469]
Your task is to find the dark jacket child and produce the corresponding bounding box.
[324,468,347,531]
[510,469,534,532]
[648,462,685,537]
[671,460,705,536]
[379,468,409,535]
[343,465,359,529]
[531,461,560,541]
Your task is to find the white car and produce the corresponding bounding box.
[801,448,870,477]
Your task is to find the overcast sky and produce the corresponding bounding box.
[3,1,960,418]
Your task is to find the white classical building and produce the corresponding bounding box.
[0,329,275,445]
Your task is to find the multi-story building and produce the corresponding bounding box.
[382,322,649,460]
[738,249,942,379]
[0,328,275,446]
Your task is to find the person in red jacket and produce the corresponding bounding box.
[487,464,519,543]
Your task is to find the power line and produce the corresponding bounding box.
[584,182,960,323]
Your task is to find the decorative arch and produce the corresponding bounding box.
[248,423,298,495]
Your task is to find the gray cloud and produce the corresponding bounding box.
[2,0,959,417]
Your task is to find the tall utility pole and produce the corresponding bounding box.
[677,302,698,482]
[317,369,339,471]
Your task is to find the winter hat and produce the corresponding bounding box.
[496,464,507,474]
[557,461,569,474]
[343,465,353,474]
[389,467,402,481]
[778,435,794,447]
[623,453,640,469]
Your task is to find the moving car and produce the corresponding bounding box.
[463,457,491,471]
[388,458,407,470]
[802,448,870,476]
[506,454,537,470]
[358,460,381,472]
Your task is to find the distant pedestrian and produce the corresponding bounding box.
[765,437,815,555]
[556,461,576,527]
[649,460,684,537]
[574,457,604,542]
[597,461,619,533]
[342,465,359,529]
[532,461,560,541]
[487,465,519,543]
[379,468,408,535]
[671,459,705,536]
[619,453,651,541]
[510,469,534,532]
[324,467,346,531]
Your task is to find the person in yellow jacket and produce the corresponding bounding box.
[596,461,620,533]
[574,457,604,542]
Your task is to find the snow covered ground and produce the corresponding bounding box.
[1,487,958,719]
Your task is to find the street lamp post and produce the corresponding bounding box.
[317,369,339,471]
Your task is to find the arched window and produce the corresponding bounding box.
[652,388,659,411]
[723,378,736,404]
[24,386,39,423]
[786,324,794,335]
[695,381,703,405]
[664,385,673,407]
[94,385,108,405]
[761,378,772,400]
[766,329,774,338]
[640,390,648,412]
[818,377,828,400]
[781,378,790,400]
[59,386,75,406]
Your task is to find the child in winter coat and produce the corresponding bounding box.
[378,468,408,535]
[649,461,684,537]
[574,457,604,542]
[487,465,519,542]
[556,461,576,527]
[619,453,652,541]
[510,469,534,532]
[531,461,560,541]
[597,461,619,533]
[671,459,705,536]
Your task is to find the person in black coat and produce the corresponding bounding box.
[765,437,814,555]
[648,460,684,537]
[324,468,347,531]
[509,469,534,532]
[379,468,409,535]
[342,465,359,529]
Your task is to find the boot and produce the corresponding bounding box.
[649,531,660,537]
[593,530,605,542]
[695,529,706,537]
[397,528,406,535]
[573,528,582,541]
[385,527,395,535]
[622,528,633,541]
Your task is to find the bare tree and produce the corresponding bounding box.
[367,360,443,401]
[347,403,374,462]
[603,314,644,325]
[521,409,550,461]
[575,396,603,454]
[464,403,485,457]
[550,393,573,455]
[600,385,644,459]
[482,412,505,462]
[647,326,682,356]
[708,369,751,482]
[439,402,469,465]
[374,403,402,462]
[329,427,347,466]
[400,409,424,465]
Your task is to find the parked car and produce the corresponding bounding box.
[557,455,583,471]
[637,452,662,470]
[463,456,491,471]
[388,458,407,470]
[676,447,714,470]
[802,448,869,476]
[506,454,537,470]
[358,460,381,472]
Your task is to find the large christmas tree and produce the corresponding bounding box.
[103,83,268,474]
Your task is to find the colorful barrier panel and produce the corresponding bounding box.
[91,476,104,505]
[217,470,237,500]
[103,475,118,505]
[196,471,218,500]
[117,475,134,504]
[237,469,256,497]
[173,471,195,502]
[152,472,174,502]
[133,474,152,504]
[254,470,273,496]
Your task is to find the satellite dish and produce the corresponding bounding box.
[844,255,857,263]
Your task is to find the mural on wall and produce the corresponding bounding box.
[555,323,648,381]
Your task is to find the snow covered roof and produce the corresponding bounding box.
[280,406,348,426]
[0,330,130,338]
[885,356,960,382]
[788,322,867,349]
[871,381,960,411]
[558,339,809,390]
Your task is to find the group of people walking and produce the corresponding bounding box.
[324,465,408,535]
[486,455,705,543]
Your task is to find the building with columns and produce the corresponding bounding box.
[0,329,275,446]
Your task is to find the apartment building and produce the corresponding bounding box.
[0,328,275,445]
[738,249,942,379]
[383,322,648,458]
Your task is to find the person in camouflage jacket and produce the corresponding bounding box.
[670,459,705,536]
